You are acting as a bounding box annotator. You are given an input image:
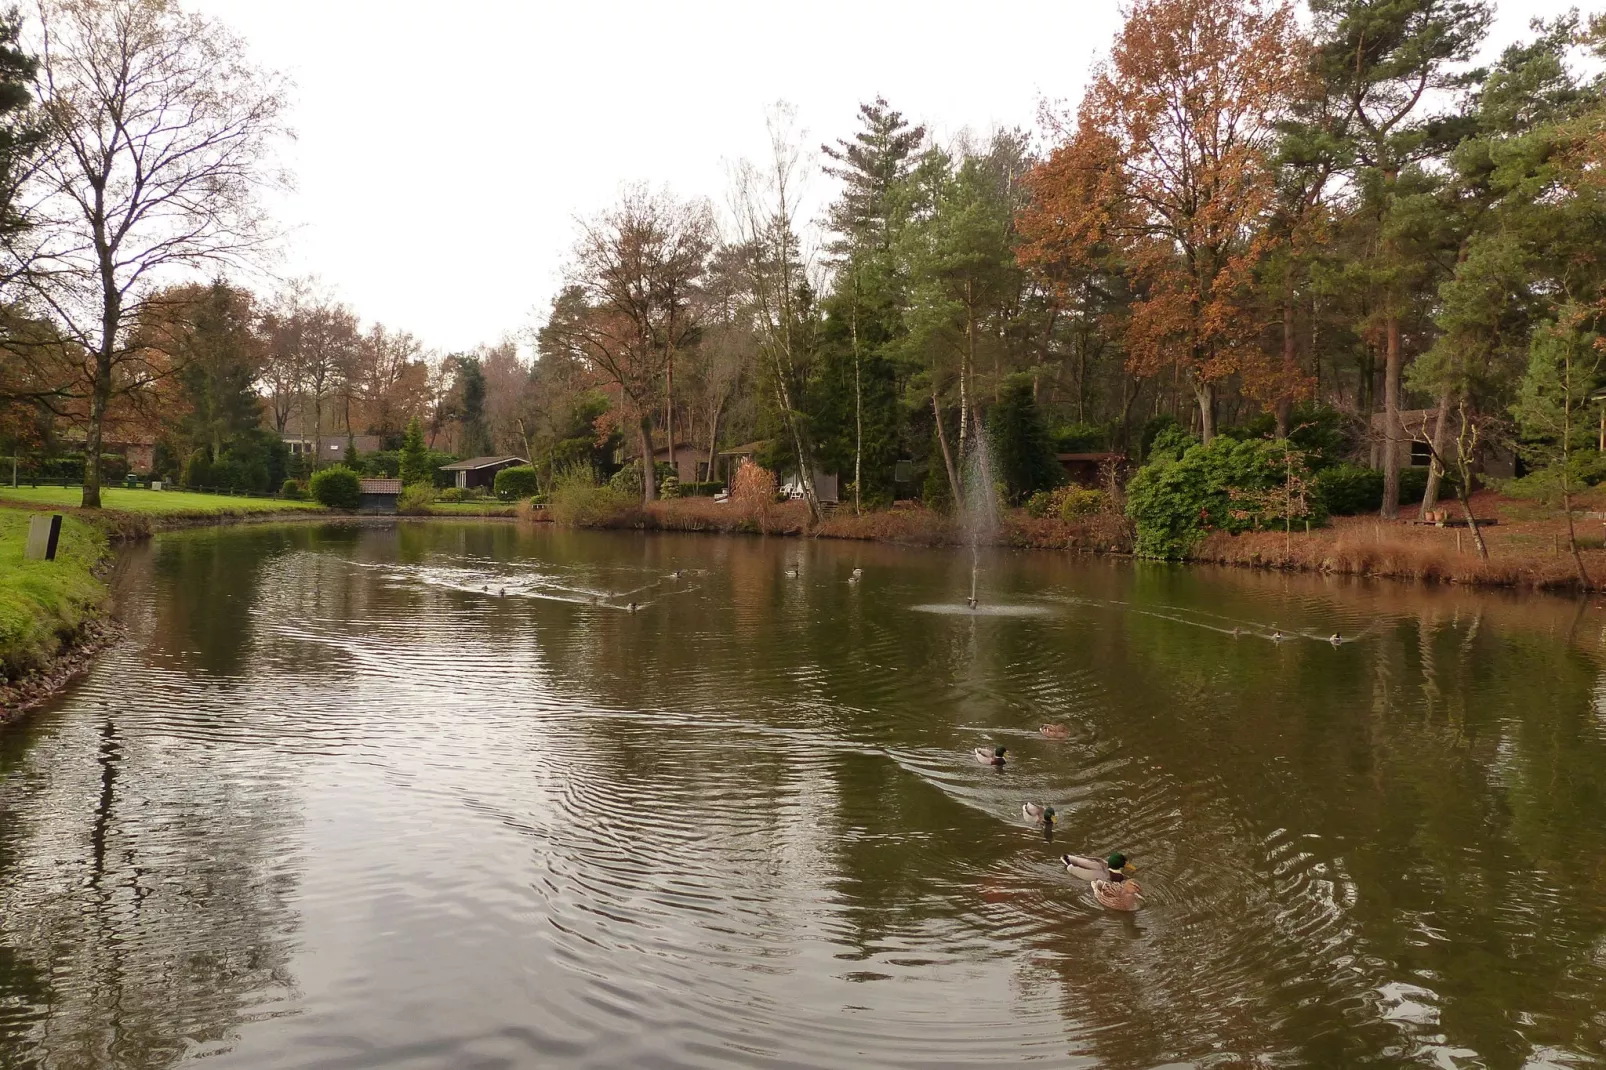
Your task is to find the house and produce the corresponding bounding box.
[780,469,840,504]
[1367,410,1517,478]
[715,441,769,486]
[1057,452,1125,486]
[357,478,402,514]
[284,434,383,460]
[440,455,529,490]
[650,443,707,485]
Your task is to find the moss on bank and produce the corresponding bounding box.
[0,510,110,687]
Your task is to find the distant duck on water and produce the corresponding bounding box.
[1040,723,1069,739]
[627,601,639,613]
[975,745,1008,768]
[1022,802,1056,828]
[851,567,863,578]
[1062,851,1143,911]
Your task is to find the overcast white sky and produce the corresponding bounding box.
[188,0,1583,356]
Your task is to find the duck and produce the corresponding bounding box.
[627,601,639,613]
[847,575,860,586]
[1271,629,1285,642]
[974,745,1008,768]
[1329,632,1342,645]
[498,588,506,597]
[1040,723,1070,739]
[1022,802,1056,828]
[851,567,863,578]
[785,567,799,578]
[966,596,979,610]
[1061,851,1143,911]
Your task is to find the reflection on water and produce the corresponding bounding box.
[3,522,1606,1068]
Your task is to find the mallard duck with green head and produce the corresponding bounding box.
[974,745,1007,768]
[1022,802,1056,828]
[1061,851,1144,911]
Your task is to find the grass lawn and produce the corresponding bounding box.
[0,510,108,682]
[0,485,324,516]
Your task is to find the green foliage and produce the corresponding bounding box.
[1145,424,1198,464]
[1125,438,1319,559]
[986,374,1063,504]
[1314,464,1382,515]
[399,418,431,486]
[397,483,435,515]
[1051,424,1108,452]
[678,481,726,497]
[1059,487,1103,519]
[280,478,304,500]
[309,465,361,510]
[182,448,213,489]
[493,465,540,501]
[659,473,681,499]
[608,461,643,498]
[548,466,632,526]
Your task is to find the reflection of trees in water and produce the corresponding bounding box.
[1055,587,1606,1066]
[0,706,303,1068]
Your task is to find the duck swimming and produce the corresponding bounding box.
[851,567,863,578]
[1061,851,1143,911]
[975,745,1007,768]
[1040,723,1069,739]
[627,601,639,613]
[1022,803,1056,828]
[1329,632,1342,645]
[785,567,798,578]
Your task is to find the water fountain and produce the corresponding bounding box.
[912,422,1048,617]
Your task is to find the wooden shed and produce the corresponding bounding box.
[358,478,402,514]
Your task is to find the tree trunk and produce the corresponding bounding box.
[1275,292,1295,438]
[1194,379,1216,444]
[638,416,656,503]
[852,300,863,517]
[665,352,675,471]
[1562,482,1590,587]
[706,403,721,490]
[1420,390,1451,518]
[932,387,961,508]
[1381,312,1402,520]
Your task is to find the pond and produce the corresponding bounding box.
[2,522,1605,1069]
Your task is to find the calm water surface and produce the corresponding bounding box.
[3,522,1606,1069]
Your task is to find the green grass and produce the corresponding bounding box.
[0,485,324,516]
[0,510,108,683]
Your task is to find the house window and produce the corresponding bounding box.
[1410,441,1431,467]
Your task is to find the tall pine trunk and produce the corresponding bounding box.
[1381,314,1402,520]
[932,388,961,508]
[638,416,656,503]
[1420,390,1451,518]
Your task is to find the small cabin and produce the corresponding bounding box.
[439,455,529,491]
[1057,452,1124,486]
[358,478,402,514]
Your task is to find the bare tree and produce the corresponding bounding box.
[728,103,824,521]
[548,187,713,504]
[10,0,287,506]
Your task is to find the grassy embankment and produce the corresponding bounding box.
[0,510,110,692]
[0,485,324,518]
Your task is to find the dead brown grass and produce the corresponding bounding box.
[1196,509,1602,591]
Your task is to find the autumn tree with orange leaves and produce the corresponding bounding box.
[1020,0,1308,443]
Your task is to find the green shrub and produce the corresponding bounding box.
[1025,489,1055,518]
[549,467,632,525]
[280,478,304,500]
[1126,437,1319,559]
[679,480,726,497]
[1315,463,1382,515]
[493,465,541,501]
[397,483,435,515]
[182,448,213,489]
[1059,487,1104,519]
[1051,423,1109,453]
[987,373,1063,503]
[608,461,643,498]
[309,465,361,509]
[659,474,681,499]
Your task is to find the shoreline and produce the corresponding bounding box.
[5,496,1595,728]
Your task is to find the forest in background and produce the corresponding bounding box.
[3,0,1606,566]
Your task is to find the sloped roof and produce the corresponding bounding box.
[359,478,402,494]
[439,456,529,471]
[717,440,771,456]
